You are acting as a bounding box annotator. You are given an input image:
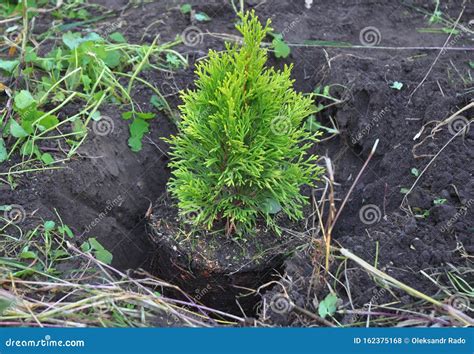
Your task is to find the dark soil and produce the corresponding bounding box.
[146,195,311,315]
[1,0,472,325]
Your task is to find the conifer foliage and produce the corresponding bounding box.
[167,11,323,235]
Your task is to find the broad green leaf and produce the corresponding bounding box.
[88,237,105,251]
[400,188,410,194]
[81,32,103,43]
[166,53,181,68]
[0,59,19,74]
[82,75,92,91]
[150,95,166,111]
[81,241,92,252]
[194,12,211,22]
[318,293,338,318]
[20,140,40,157]
[41,153,55,165]
[135,112,155,120]
[10,119,28,138]
[20,250,37,260]
[37,114,59,131]
[323,86,331,97]
[24,47,38,62]
[62,31,83,50]
[128,118,150,152]
[0,297,14,315]
[91,111,101,121]
[390,81,403,90]
[85,238,113,264]
[272,38,290,58]
[0,138,7,163]
[52,249,70,259]
[104,50,121,68]
[121,111,134,120]
[58,224,74,238]
[271,33,283,41]
[72,119,87,138]
[63,31,102,50]
[305,116,338,134]
[95,248,113,264]
[44,220,56,231]
[64,64,82,91]
[180,3,192,14]
[109,32,126,43]
[14,90,36,110]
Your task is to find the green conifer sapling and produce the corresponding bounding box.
[167,11,323,236]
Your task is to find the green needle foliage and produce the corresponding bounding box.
[167,11,323,236]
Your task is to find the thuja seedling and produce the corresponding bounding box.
[167,11,324,236]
